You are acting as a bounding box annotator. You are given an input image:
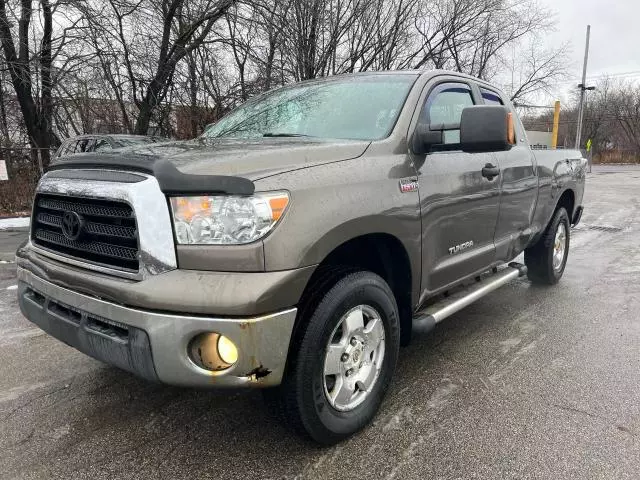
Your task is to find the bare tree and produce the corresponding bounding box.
[522,77,640,158]
[611,83,640,154]
[336,0,418,72]
[0,0,55,164]
[251,0,291,90]
[0,0,585,149]
[280,0,371,80]
[79,0,235,135]
[409,0,565,102]
[0,0,88,157]
[0,55,12,144]
[503,39,570,102]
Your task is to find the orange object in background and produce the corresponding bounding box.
[507,112,516,145]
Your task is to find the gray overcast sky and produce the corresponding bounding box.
[541,0,640,99]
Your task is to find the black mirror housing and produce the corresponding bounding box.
[460,105,512,153]
[410,124,444,155]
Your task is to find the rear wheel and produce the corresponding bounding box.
[525,207,570,285]
[264,271,400,445]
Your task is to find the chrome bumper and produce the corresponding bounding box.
[17,266,297,388]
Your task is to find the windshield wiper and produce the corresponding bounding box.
[263,132,311,138]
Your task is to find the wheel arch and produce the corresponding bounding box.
[292,232,417,353]
[528,187,576,248]
[556,188,576,220]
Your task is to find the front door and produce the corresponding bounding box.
[415,81,502,299]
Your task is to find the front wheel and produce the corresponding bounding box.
[525,207,570,285]
[264,271,400,445]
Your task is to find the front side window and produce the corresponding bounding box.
[421,83,475,145]
[203,75,417,141]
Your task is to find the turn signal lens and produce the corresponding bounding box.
[507,112,516,145]
[269,196,289,221]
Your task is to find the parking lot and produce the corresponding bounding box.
[1,165,639,479]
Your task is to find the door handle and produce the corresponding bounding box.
[481,163,500,180]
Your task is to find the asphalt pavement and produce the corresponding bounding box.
[1,166,639,479]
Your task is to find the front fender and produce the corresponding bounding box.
[257,153,422,300]
[303,214,417,265]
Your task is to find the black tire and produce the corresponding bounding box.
[525,207,570,285]
[263,271,400,445]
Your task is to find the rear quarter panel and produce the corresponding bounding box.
[530,149,587,242]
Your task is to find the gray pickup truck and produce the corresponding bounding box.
[17,70,586,444]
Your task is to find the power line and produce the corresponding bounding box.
[524,115,640,126]
[558,71,640,86]
[513,103,555,109]
[590,70,640,77]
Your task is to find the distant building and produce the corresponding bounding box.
[526,131,553,150]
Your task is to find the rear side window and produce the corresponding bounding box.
[480,88,504,106]
[94,139,112,152]
[479,87,526,144]
[421,82,475,145]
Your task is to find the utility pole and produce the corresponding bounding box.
[575,25,591,150]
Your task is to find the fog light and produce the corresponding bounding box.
[217,335,238,365]
[189,333,238,371]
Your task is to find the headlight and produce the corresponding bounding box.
[169,192,289,245]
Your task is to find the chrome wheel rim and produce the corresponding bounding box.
[323,305,386,412]
[553,222,567,272]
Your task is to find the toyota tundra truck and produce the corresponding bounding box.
[16,71,586,444]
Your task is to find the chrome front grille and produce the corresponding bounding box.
[31,170,177,280]
[31,194,139,271]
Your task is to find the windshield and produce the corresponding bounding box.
[203,75,416,141]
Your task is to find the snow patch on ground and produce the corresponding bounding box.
[0,217,30,230]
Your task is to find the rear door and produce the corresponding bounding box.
[415,81,502,297]
[479,87,538,260]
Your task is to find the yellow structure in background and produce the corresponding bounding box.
[551,101,561,149]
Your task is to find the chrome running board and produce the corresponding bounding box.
[412,262,527,335]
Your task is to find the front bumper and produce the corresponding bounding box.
[17,266,297,388]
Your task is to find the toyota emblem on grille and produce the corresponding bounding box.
[61,211,84,241]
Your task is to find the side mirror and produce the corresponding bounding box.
[410,124,444,155]
[460,105,514,153]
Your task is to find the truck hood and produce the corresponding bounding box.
[52,137,370,182]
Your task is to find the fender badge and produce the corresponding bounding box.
[399,178,419,193]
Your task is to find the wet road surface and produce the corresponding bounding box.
[1,166,639,479]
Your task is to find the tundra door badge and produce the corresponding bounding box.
[449,241,474,255]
